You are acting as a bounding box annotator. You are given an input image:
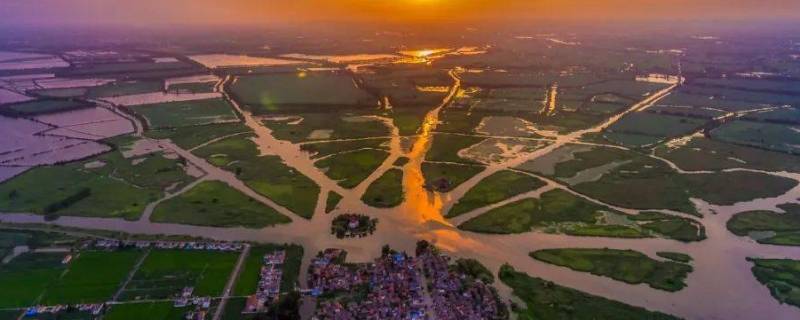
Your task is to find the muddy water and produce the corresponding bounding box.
[3,73,800,319]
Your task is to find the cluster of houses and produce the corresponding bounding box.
[309,249,427,319]
[307,246,507,320]
[93,239,244,251]
[24,303,104,317]
[172,287,212,320]
[181,302,212,320]
[244,250,286,313]
[306,249,353,296]
[417,247,507,320]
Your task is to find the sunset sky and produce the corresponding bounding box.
[1,0,799,27]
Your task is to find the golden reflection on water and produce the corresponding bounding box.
[401,70,460,227]
[426,229,488,253]
[400,48,450,58]
[396,48,452,64]
[403,109,450,226]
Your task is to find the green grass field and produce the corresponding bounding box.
[1,99,89,116]
[231,73,376,113]
[425,134,485,164]
[675,85,800,107]
[94,146,195,191]
[0,163,157,220]
[42,250,143,305]
[727,204,800,246]
[711,120,800,154]
[394,157,410,167]
[29,87,88,98]
[448,170,545,218]
[452,258,495,284]
[300,138,389,159]
[151,181,291,228]
[692,78,800,95]
[657,252,692,263]
[167,81,216,93]
[0,136,198,220]
[683,171,797,206]
[499,264,679,319]
[145,123,253,150]
[602,132,664,148]
[421,162,485,192]
[104,302,189,320]
[86,80,164,98]
[562,225,649,239]
[0,228,80,254]
[68,62,194,78]
[0,253,67,308]
[221,298,248,320]
[326,192,343,213]
[0,310,22,319]
[458,189,625,235]
[606,112,707,145]
[360,66,449,110]
[391,111,427,136]
[232,244,303,296]
[193,136,320,218]
[571,155,797,215]
[531,248,693,292]
[315,149,389,189]
[632,211,706,241]
[578,80,669,99]
[748,258,800,308]
[436,109,485,134]
[120,250,238,300]
[131,98,238,129]
[550,147,634,179]
[362,168,404,208]
[264,113,390,143]
[654,137,800,172]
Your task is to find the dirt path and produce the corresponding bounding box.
[112,249,150,301]
[212,244,251,320]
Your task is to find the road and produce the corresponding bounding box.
[212,244,251,320]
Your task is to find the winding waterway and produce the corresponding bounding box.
[2,69,800,320]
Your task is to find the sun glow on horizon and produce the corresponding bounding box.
[400,49,446,58]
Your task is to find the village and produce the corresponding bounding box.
[19,239,509,320]
[307,242,508,319]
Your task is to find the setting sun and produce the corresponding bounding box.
[400,49,450,58]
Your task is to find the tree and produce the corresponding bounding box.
[265,291,301,320]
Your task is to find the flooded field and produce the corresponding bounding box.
[0,56,69,71]
[281,53,400,64]
[461,138,550,164]
[476,116,554,137]
[164,74,220,88]
[188,54,305,68]
[35,77,114,89]
[35,107,134,140]
[0,51,52,61]
[101,91,222,106]
[0,88,33,105]
[0,116,111,167]
[0,165,29,183]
